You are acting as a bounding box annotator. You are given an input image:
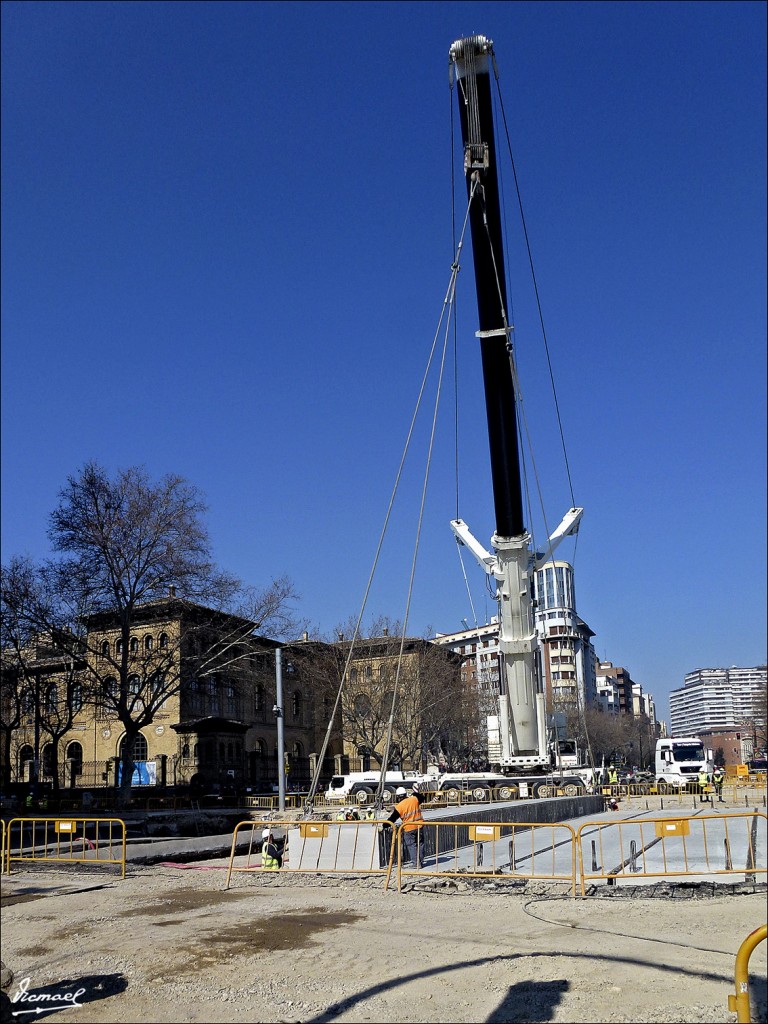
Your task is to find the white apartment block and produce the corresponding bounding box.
[433,619,501,704]
[669,666,767,736]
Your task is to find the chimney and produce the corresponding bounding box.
[338,632,344,642]
[168,585,176,598]
[302,631,309,642]
[382,627,389,637]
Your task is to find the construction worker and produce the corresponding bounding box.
[261,827,282,870]
[697,768,711,803]
[383,783,426,868]
[608,765,618,788]
[713,766,726,802]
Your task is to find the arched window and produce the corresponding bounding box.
[255,684,264,713]
[365,664,372,679]
[102,677,117,708]
[181,741,190,758]
[72,681,83,713]
[66,741,83,776]
[18,744,34,781]
[144,635,153,651]
[129,637,138,654]
[292,690,302,720]
[115,639,123,655]
[159,633,169,649]
[354,694,371,717]
[101,641,110,658]
[128,675,141,695]
[41,743,54,778]
[45,684,58,715]
[292,741,303,759]
[21,688,35,720]
[207,675,219,714]
[120,733,148,761]
[255,738,267,757]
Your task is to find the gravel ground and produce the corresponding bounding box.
[1,862,766,1024]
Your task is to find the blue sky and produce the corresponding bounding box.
[2,1,766,724]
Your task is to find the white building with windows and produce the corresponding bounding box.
[434,560,599,726]
[669,666,766,736]
[533,560,598,713]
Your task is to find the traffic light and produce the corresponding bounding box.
[284,753,290,775]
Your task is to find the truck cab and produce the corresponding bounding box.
[655,737,711,792]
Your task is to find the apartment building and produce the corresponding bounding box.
[669,666,767,742]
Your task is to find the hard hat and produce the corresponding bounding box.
[609,764,614,769]
[261,828,271,839]
[395,787,407,796]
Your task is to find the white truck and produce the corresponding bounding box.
[655,737,712,792]
[325,770,430,805]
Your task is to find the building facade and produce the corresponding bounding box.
[2,595,343,794]
[533,560,598,714]
[669,666,767,749]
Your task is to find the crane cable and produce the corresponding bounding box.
[491,49,576,509]
[376,186,477,806]
[472,48,598,785]
[305,185,478,813]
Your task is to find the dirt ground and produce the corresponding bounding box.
[1,859,766,1024]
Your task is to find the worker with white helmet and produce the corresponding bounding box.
[261,827,282,870]
[382,782,427,868]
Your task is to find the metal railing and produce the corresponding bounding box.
[728,924,767,1023]
[4,817,127,878]
[576,812,766,894]
[224,818,391,888]
[386,819,578,893]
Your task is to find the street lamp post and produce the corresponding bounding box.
[274,649,285,812]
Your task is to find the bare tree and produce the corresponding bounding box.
[4,463,299,805]
[325,616,464,772]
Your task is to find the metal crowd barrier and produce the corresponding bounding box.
[576,812,766,894]
[220,810,767,897]
[1,819,7,874]
[224,818,391,888]
[4,817,127,878]
[387,819,579,893]
[728,924,767,1023]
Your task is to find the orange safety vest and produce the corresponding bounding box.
[394,795,424,832]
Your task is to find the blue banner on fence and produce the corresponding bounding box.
[116,760,157,786]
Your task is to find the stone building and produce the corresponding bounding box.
[2,594,343,795]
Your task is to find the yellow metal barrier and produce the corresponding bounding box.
[224,817,390,888]
[728,923,767,1022]
[1,819,6,874]
[576,812,766,894]
[5,817,127,879]
[388,819,578,894]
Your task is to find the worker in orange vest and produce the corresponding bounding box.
[383,783,427,868]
